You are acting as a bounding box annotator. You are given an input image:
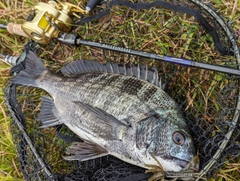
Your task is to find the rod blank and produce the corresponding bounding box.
[0,24,7,29]
[77,39,240,76]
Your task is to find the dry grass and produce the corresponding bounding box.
[0,0,239,180]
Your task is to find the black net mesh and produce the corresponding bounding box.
[3,0,240,180]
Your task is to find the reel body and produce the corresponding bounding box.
[21,1,87,44]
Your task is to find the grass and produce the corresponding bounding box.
[0,63,22,180]
[0,0,240,180]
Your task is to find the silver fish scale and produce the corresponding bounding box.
[41,72,179,125]
[55,96,119,140]
[53,95,134,160]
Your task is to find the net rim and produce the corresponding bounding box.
[190,0,240,179]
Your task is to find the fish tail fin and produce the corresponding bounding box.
[10,51,47,87]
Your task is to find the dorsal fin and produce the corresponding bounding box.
[61,60,162,88]
[126,64,133,76]
[118,64,126,75]
[132,64,140,79]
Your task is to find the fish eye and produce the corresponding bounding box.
[172,131,185,146]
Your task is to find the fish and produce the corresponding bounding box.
[10,50,198,172]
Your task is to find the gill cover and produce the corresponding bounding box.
[136,115,169,156]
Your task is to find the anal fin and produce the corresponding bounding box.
[64,141,108,161]
[38,96,62,128]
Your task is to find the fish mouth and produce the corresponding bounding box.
[173,157,199,172]
[173,158,189,169]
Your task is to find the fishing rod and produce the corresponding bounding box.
[1,27,240,76]
[63,33,240,76]
[0,0,239,76]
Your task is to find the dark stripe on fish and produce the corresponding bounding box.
[140,86,158,102]
[121,77,144,95]
[101,75,121,87]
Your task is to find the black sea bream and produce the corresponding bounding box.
[11,50,197,172]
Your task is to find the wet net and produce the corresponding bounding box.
[3,0,240,180]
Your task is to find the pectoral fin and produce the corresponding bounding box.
[64,141,108,161]
[73,101,129,140]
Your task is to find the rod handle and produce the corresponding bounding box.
[7,23,28,37]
